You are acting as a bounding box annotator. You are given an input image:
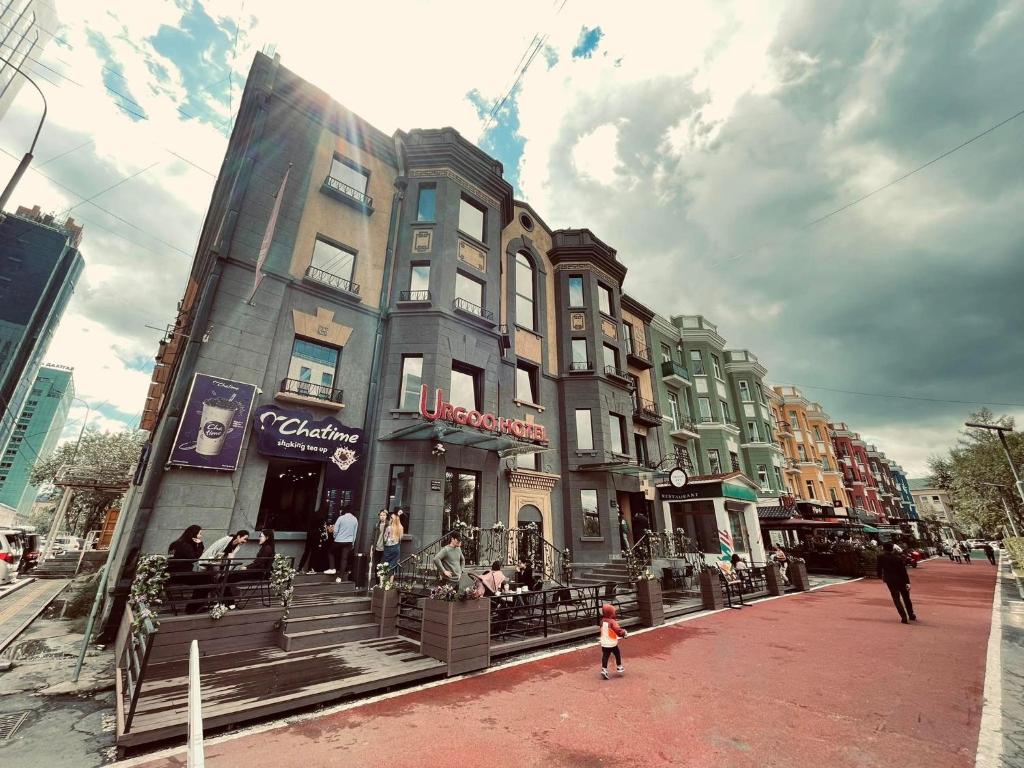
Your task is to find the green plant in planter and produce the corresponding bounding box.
[208,603,229,620]
[270,554,296,622]
[376,561,396,590]
[128,555,169,636]
[429,584,459,602]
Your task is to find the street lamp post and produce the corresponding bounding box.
[965,421,1024,535]
[978,482,1021,538]
[0,54,48,211]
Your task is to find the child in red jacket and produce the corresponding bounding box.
[599,603,627,679]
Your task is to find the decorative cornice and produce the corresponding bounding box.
[507,468,560,490]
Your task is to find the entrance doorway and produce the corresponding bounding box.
[257,458,323,532]
[516,504,544,564]
[442,468,480,532]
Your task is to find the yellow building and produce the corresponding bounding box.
[771,386,848,508]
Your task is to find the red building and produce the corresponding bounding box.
[830,423,885,524]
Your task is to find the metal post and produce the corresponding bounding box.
[998,491,1020,538]
[0,54,47,209]
[42,487,74,562]
[187,640,205,767]
[994,431,1024,510]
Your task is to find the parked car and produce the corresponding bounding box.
[0,529,25,585]
[18,532,42,574]
[51,534,82,555]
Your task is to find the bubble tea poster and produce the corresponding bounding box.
[168,374,258,470]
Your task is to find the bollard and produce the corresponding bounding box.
[187,640,204,768]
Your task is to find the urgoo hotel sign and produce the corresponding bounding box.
[418,385,549,444]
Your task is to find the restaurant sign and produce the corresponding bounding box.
[253,404,365,465]
[419,385,548,444]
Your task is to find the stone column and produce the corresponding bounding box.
[789,560,810,591]
[765,563,784,596]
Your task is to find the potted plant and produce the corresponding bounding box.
[371,563,399,637]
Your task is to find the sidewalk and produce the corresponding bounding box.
[130,558,996,768]
[0,578,68,653]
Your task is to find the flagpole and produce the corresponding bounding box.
[246,163,292,305]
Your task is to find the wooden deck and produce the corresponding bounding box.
[118,636,446,749]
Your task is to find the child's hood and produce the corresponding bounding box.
[601,603,617,620]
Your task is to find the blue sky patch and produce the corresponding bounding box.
[85,31,146,122]
[467,88,525,195]
[571,25,603,59]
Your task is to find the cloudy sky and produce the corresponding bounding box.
[1,0,1022,475]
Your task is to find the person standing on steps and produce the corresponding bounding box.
[876,541,916,624]
[325,508,358,583]
[618,511,630,553]
[984,542,997,566]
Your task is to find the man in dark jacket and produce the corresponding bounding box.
[877,542,916,623]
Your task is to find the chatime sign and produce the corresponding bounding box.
[419,385,549,444]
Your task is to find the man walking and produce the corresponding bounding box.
[876,541,916,624]
[325,508,358,583]
[984,542,997,566]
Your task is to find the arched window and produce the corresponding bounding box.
[514,251,536,331]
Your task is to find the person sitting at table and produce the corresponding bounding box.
[224,529,276,609]
[515,559,539,590]
[479,561,509,596]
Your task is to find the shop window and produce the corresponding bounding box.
[257,458,322,531]
[450,361,481,411]
[458,196,485,242]
[568,275,584,307]
[690,350,705,375]
[581,489,601,537]
[416,184,436,221]
[597,283,613,316]
[443,469,480,531]
[398,355,422,410]
[516,362,538,404]
[287,338,340,398]
[515,252,536,331]
[387,464,414,514]
[609,413,626,455]
[669,500,718,552]
[728,509,749,552]
[575,409,594,450]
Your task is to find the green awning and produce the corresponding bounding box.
[722,482,759,502]
[861,525,880,533]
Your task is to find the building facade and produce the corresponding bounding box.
[0,206,83,459]
[888,462,918,520]
[0,0,58,119]
[772,387,848,510]
[0,364,73,517]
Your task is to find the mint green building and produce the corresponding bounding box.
[0,365,74,518]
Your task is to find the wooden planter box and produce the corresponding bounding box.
[699,569,725,610]
[420,598,490,676]
[789,561,810,591]
[637,580,664,627]
[765,564,784,596]
[371,587,399,638]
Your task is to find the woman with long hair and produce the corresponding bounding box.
[167,525,206,613]
[381,511,404,571]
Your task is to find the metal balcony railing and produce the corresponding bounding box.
[305,265,360,295]
[671,418,698,434]
[660,360,690,382]
[279,377,344,404]
[626,344,652,366]
[399,290,431,302]
[699,415,716,424]
[568,360,593,372]
[632,397,661,423]
[322,175,373,208]
[603,365,629,381]
[453,297,494,320]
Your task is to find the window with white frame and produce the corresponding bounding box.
[738,380,752,401]
[575,409,594,450]
[329,156,369,196]
[514,252,536,331]
[690,350,705,375]
[516,362,538,404]
[397,355,422,410]
[609,413,627,455]
[581,489,601,537]
[757,464,770,490]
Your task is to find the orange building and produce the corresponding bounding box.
[771,386,849,509]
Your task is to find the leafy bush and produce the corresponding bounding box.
[1005,537,1024,570]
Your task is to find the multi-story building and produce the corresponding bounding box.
[830,422,882,524]
[888,462,918,520]
[0,206,84,458]
[0,0,58,119]
[116,52,682,583]
[866,444,902,522]
[0,364,73,517]
[772,387,847,510]
[908,478,956,542]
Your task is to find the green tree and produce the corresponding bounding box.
[927,409,1024,536]
[29,429,144,536]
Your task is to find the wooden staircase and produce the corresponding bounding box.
[573,557,632,587]
[31,552,82,579]
[277,573,381,652]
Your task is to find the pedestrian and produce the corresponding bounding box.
[963,544,972,565]
[951,542,963,563]
[618,511,630,553]
[370,509,388,577]
[203,529,250,564]
[432,532,465,586]
[167,525,206,614]
[876,541,916,624]
[771,546,790,585]
[325,508,358,583]
[633,510,650,544]
[984,542,997,566]
[298,513,329,574]
[730,553,750,589]
[946,544,955,562]
[598,603,627,679]
[382,511,404,572]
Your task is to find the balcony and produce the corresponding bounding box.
[625,343,653,370]
[453,297,494,323]
[670,419,699,440]
[321,175,374,214]
[603,365,631,385]
[660,360,691,388]
[398,289,431,304]
[784,458,801,474]
[305,265,360,296]
[276,377,344,409]
[632,397,662,426]
[568,360,593,374]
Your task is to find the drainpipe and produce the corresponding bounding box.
[357,136,407,551]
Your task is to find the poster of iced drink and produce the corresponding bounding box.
[168,374,258,470]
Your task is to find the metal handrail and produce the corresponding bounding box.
[603,365,629,380]
[626,344,651,362]
[279,377,344,404]
[623,531,707,582]
[568,361,593,372]
[399,289,430,302]
[452,297,494,320]
[323,174,373,207]
[305,265,360,295]
[159,556,294,615]
[118,603,157,734]
[490,583,639,643]
[660,360,690,381]
[633,397,661,421]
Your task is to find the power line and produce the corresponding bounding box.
[798,383,1024,409]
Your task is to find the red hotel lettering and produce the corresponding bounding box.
[418,385,549,445]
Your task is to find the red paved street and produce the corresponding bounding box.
[139,558,996,768]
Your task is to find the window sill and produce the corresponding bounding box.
[274,390,345,411]
[412,220,436,227]
[457,230,490,252]
[389,408,420,415]
[397,298,432,308]
[514,399,544,413]
[575,451,599,457]
[453,304,496,327]
[321,183,374,216]
[579,536,604,543]
[514,324,542,338]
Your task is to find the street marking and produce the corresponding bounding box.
[975,558,1004,768]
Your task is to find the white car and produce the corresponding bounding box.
[0,530,25,585]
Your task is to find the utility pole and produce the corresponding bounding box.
[0,54,47,211]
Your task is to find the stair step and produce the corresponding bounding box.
[292,572,342,586]
[281,622,379,651]
[292,580,356,596]
[283,609,374,632]
[289,596,370,618]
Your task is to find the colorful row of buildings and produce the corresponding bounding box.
[111,53,923,597]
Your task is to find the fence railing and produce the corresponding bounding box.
[718,564,771,608]
[624,531,707,581]
[305,264,360,295]
[490,582,639,644]
[160,556,294,615]
[398,289,431,302]
[322,174,373,208]
[453,297,494,320]
[279,377,344,404]
[116,602,156,735]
